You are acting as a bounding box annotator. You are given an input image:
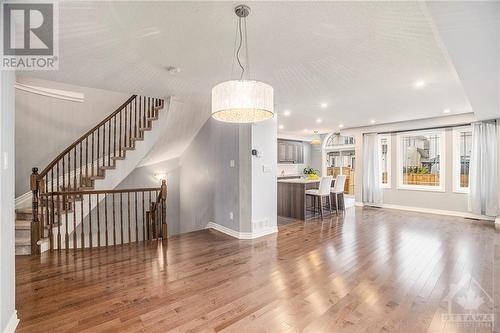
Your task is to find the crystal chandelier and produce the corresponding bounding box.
[212,5,274,123]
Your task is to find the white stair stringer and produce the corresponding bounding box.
[44,98,171,250]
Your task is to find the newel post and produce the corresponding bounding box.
[160,180,168,239]
[30,167,41,254]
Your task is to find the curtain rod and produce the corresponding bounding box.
[374,122,472,135]
[367,119,498,135]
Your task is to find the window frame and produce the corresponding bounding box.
[396,129,446,192]
[378,135,391,189]
[452,126,472,194]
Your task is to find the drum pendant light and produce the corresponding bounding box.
[211,5,274,123]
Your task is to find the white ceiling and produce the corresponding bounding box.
[425,1,499,121]
[25,1,485,137]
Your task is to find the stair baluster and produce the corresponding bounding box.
[25,95,165,253]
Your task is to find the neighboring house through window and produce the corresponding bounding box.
[453,127,472,193]
[397,130,445,191]
[378,135,391,188]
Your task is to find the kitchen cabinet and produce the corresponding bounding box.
[277,140,304,164]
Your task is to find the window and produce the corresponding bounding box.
[397,130,445,191]
[378,135,391,188]
[324,134,355,148]
[453,127,472,193]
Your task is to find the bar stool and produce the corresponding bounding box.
[331,175,346,215]
[305,176,333,220]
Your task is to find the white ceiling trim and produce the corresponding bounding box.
[15,83,85,103]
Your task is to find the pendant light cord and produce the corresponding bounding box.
[244,16,250,80]
[236,17,245,80]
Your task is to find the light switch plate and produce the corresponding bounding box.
[262,165,272,173]
[230,160,235,168]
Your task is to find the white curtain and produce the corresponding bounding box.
[363,133,382,206]
[468,121,498,217]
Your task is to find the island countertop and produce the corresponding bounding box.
[277,178,320,184]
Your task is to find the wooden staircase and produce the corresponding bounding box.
[15,208,32,255]
[17,95,168,255]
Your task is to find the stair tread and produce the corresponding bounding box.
[139,127,152,131]
[16,237,31,246]
[16,207,32,214]
[16,220,31,229]
[111,156,126,160]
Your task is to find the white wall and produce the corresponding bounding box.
[1,71,18,332]
[497,119,500,226]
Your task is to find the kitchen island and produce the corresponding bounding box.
[277,177,343,220]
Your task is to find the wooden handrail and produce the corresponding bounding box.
[30,94,166,253]
[38,95,137,178]
[41,187,161,196]
[36,181,167,251]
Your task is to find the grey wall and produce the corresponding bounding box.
[382,128,468,212]
[1,71,17,332]
[179,118,250,234]
[343,115,482,214]
[310,142,323,175]
[15,76,129,196]
[118,158,180,234]
[250,117,277,234]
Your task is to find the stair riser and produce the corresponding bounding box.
[15,245,31,255]
[16,229,31,239]
[17,212,33,220]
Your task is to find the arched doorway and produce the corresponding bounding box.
[322,133,356,197]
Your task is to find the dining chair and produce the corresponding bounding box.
[331,175,346,215]
[305,176,333,220]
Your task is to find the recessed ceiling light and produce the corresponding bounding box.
[279,124,284,130]
[443,108,451,114]
[338,124,344,128]
[370,119,376,124]
[283,110,291,116]
[316,118,322,123]
[414,80,425,89]
[320,103,328,108]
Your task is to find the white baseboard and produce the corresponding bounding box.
[3,311,19,333]
[206,222,278,240]
[354,202,364,207]
[378,203,495,221]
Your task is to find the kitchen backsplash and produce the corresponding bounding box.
[277,164,305,176]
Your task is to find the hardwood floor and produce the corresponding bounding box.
[15,207,499,333]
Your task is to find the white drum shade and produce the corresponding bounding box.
[212,80,274,123]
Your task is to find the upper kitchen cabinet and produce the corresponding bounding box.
[278,139,304,164]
